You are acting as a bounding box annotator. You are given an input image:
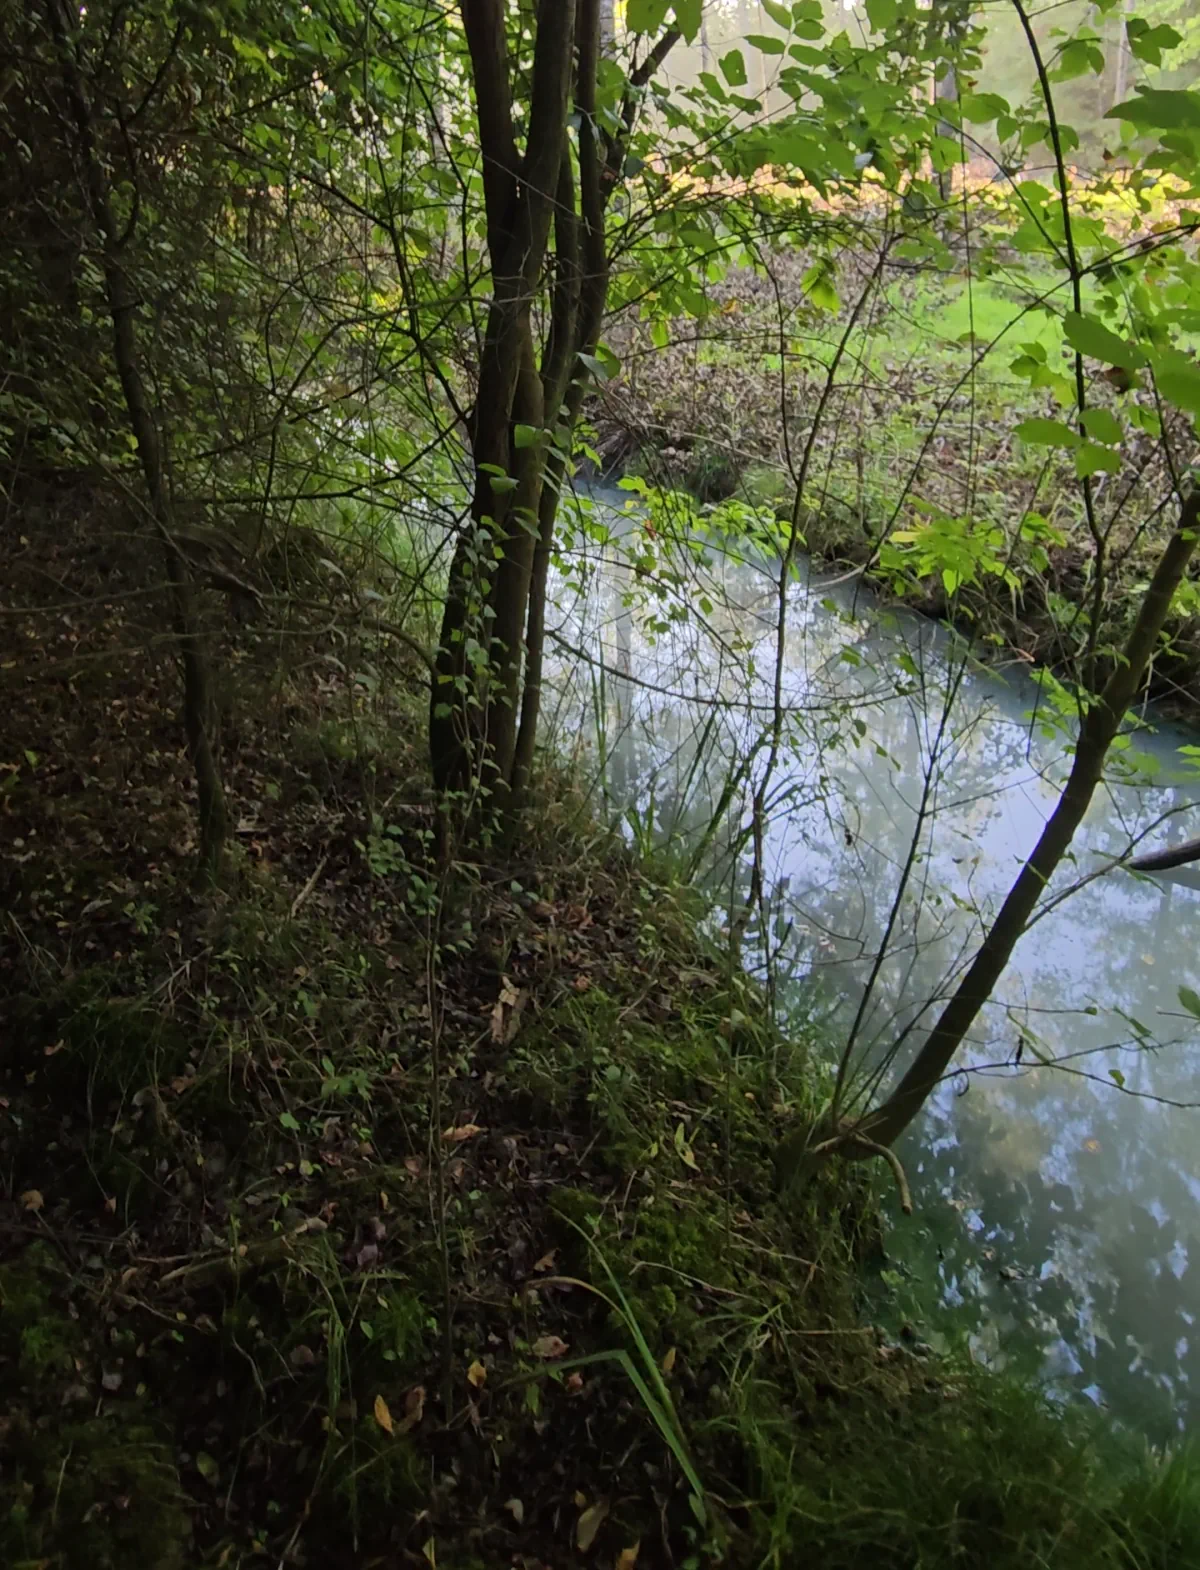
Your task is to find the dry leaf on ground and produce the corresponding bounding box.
[576,1498,609,1552]
[532,1334,568,1359]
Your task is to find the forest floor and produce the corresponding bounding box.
[3,474,1199,1569]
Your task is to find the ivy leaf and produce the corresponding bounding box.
[720,49,747,88]
[1014,417,1081,449]
[1063,311,1145,371]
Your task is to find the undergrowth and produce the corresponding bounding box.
[2,485,1199,1568]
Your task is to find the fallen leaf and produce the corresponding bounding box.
[576,1497,609,1552]
[290,1344,317,1367]
[374,1393,394,1435]
[616,1545,641,1570]
[533,1249,557,1272]
[398,1385,425,1432]
[660,1346,676,1375]
[101,1370,123,1392]
[573,974,591,992]
[441,1123,485,1144]
[467,1359,487,1389]
[404,1156,422,1177]
[20,1189,43,1213]
[565,1372,584,1392]
[490,977,527,1045]
[532,1334,568,1359]
[505,1497,524,1524]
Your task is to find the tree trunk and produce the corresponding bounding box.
[429,0,576,813]
[45,0,227,884]
[430,0,679,836]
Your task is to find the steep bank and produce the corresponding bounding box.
[2,479,1198,1569]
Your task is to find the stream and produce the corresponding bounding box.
[547,484,1200,1442]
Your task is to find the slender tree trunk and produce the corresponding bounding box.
[843,492,1200,1153]
[44,0,227,884]
[429,0,576,811]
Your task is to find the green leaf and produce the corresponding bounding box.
[1109,1067,1125,1089]
[746,33,786,54]
[720,49,747,88]
[279,1111,301,1131]
[1127,20,1183,68]
[627,0,671,32]
[1062,311,1145,371]
[1179,985,1200,1020]
[1106,88,1200,131]
[488,474,519,494]
[760,0,792,27]
[865,0,897,28]
[672,0,702,40]
[800,260,839,313]
[1014,417,1081,450]
[578,350,615,383]
[1075,442,1121,478]
[960,93,1010,124]
[1150,348,1200,415]
[513,424,540,450]
[1080,407,1122,444]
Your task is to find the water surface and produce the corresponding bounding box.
[548,487,1200,1439]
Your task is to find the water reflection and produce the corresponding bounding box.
[547,489,1200,1440]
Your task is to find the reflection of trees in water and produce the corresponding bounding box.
[550,531,1200,1437]
[896,1072,1200,1441]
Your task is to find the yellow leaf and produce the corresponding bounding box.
[616,1545,641,1570]
[422,1539,436,1569]
[505,1497,524,1524]
[373,1393,394,1435]
[441,1123,485,1144]
[576,1497,609,1552]
[467,1359,487,1389]
[20,1189,44,1213]
[660,1346,677,1375]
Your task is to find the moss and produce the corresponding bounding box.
[1,1416,189,1570]
[1,1245,84,1377]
